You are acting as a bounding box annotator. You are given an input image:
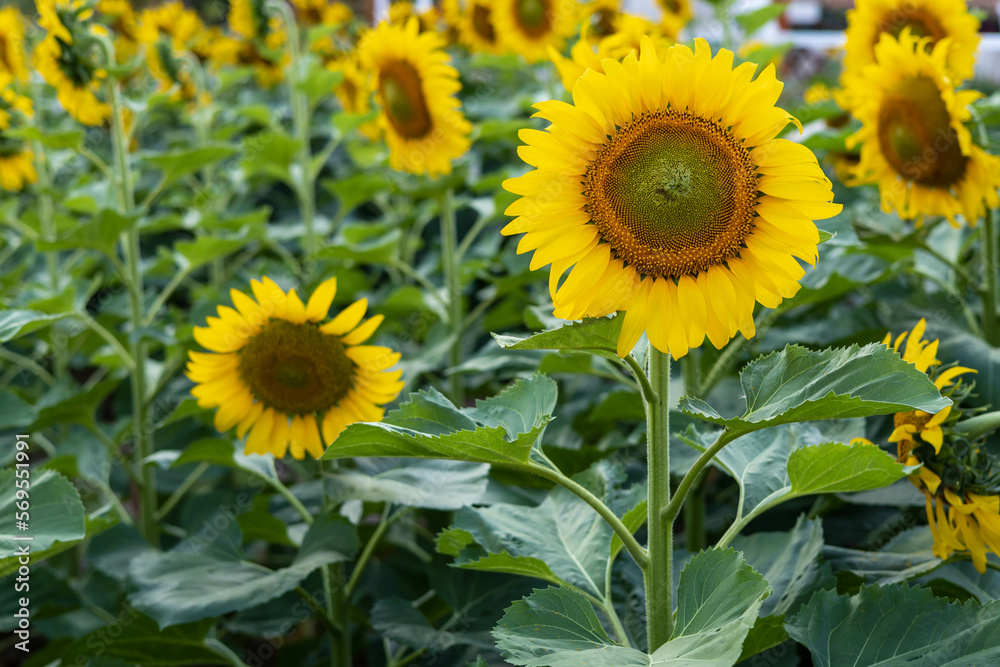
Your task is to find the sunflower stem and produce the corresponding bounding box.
[680,352,707,552]
[319,461,351,667]
[439,187,464,405]
[107,72,157,546]
[644,347,673,650]
[273,0,319,265]
[982,209,999,346]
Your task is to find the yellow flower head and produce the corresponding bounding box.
[34,2,111,127]
[97,0,141,62]
[503,37,841,358]
[843,0,979,85]
[843,30,1000,226]
[0,146,37,192]
[0,7,30,87]
[328,54,379,140]
[0,87,33,130]
[443,0,502,54]
[657,0,691,39]
[189,277,404,460]
[493,0,576,63]
[292,0,353,27]
[358,18,472,176]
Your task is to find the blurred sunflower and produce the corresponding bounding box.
[292,0,352,27]
[854,319,998,572]
[493,0,574,63]
[34,0,111,126]
[189,277,404,460]
[657,0,691,39]
[578,0,621,39]
[228,0,289,87]
[0,89,36,192]
[359,18,471,176]
[844,31,1000,226]
[549,17,669,92]
[138,2,205,101]
[504,37,841,358]
[0,7,29,87]
[843,0,978,84]
[328,54,379,139]
[443,0,501,54]
[97,0,140,62]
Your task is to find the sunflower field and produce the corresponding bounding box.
[6,0,1000,663]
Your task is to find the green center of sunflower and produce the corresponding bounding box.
[584,110,758,279]
[877,75,968,188]
[379,59,432,140]
[472,3,496,42]
[517,0,551,36]
[878,10,944,43]
[238,319,355,415]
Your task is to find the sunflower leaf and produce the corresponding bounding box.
[786,584,1000,666]
[492,549,770,666]
[321,375,555,466]
[492,316,624,362]
[677,343,950,434]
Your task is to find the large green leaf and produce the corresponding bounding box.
[680,424,908,537]
[678,344,951,433]
[439,469,614,598]
[787,584,1000,666]
[0,469,86,560]
[127,515,357,627]
[36,208,136,258]
[143,144,238,187]
[371,597,492,652]
[321,375,554,467]
[325,459,489,510]
[0,309,70,343]
[823,527,943,585]
[494,549,770,666]
[493,316,624,362]
[63,616,227,665]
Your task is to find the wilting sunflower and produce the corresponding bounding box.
[0,7,29,87]
[845,31,1000,226]
[493,0,574,63]
[504,37,841,358]
[443,0,501,54]
[359,18,471,176]
[34,0,111,126]
[549,16,670,92]
[189,277,404,460]
[843,0,978,85]
[853,319,997,572]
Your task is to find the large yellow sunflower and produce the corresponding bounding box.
[843,0,979,85]
[0,7,29,87]
[189,277,404,460]
[845,31,1000,227]
[443,0,502,54]
[358,18,471,176]
[493,0,575,63]
[503,37,841,358]
[34,0,111,126]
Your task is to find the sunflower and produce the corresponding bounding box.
[443,0,501,54]
[844,31,1000,226]
[358,18,471,176]
[843,0,979,85]
[34,0,111,126]
[188,277,404,460]
[853,319,996,572]
[97,0,140,62]
[0,142,36,191]
[493,0,574,63]
[578,0,620,40]
[328,55,379,139]
[0,7,29,87]
[138,2,205,101]
[503,37,841,358]
[0,88,32,130]
[657,0,691,39]
[228,0,289,86]
[549,16,670,92]
[292,0,352,27]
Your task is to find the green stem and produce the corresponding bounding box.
[319,461,350,667]
[273,0,318,263]
[155,462,209,520]
[266,466,314,525]
[439,188,464,405]
[345,505,408,597]
[0,346,55,385]
[644,348,672,650]
[680,352,706,552]
[108,73,157,546]
[982,209,998,346]
[662,429,738,526]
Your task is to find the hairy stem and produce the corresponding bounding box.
[645,348,673,649]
